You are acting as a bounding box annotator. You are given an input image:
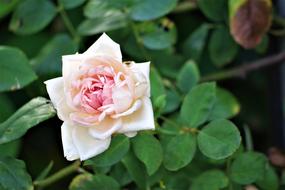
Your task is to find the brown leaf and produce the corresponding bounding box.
[230,0,272,49]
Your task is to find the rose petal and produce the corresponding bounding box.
[118,97,155,133]
[129,62,150,97]
[72,126,111,160]
[44,77,71,121]
[61,122,80,161]
[89,117,122,140]
[111,99,142,119]
[112,84,133,113]
[84,33,122,62]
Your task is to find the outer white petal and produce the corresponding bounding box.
[118,97,155,133]
[72,126,111,161]
[89,118,122,140]
[62,54,83,82]
[61,122,80,161]
[129,62,151,97]
[111,99,142,119]
[44,77,70,121]
[84,33,122,62]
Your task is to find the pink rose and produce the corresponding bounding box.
[45,33,155,161]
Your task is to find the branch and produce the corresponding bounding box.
[172,1,197,14]
[33,160,81,188]
[201,51,285,82]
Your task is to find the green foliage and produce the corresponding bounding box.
[209,26,238,67]
[197,119,241,159]
[190,170,229,190]
[163,133,196,171]
[0,156,33,190]
[122,151,147,189]
[0,0,19,18]
[208,87,240,120]
[0,46,37,92]
[183,24,210,61]
[197,0,228,22]
[138,19,177,50]
[0,97,56,144]
[177,60,200,93]
[9,0,57,35]
[77,14,127,36]
[230,152,267,185]
[31,34,78,76]
[69,174,120,190]
[180,82,216,128]
[132,133,163,175]
[130,0,178,21]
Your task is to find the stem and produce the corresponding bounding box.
[201,51,285,82]
[172,1,197,13]
[243,125,253,151]
[34,160,81,188]
[57,0,81,43]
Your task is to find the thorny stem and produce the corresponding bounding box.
[57,0,81,43]
[33,160,81,189]
[201,51,285,82]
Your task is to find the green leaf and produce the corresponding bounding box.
[256,164,279,190]
[183,24,210,61]
[77,14,127,36]
[122,151,147,189]
[69,174,120,190]
[0,140,21,157]
[110,163,132,186]
[0,0,19,18]
[0,156,33,190]
[31,34,78,76]
[191,170,229,190]
[154,94,166,118]
[208,87,240,120]
[132,133,163,175]
[0,94,14,122]
[85,134,130,167]
[138,19,177,50]
[61,0,86,9]
[177,60,200,93]
[130,0,178,21]
[162,88,180,114]
[150,68,166,101]
[230,152,267,185]
[84,0,122,19]
[0,46,37,92]
[180,82,216,128]
[163,133,196,171]
[197,119,241,160]
[209,27,238,67]
[9,0,57,35]
[197,0,227,22]
[0,97,56,144]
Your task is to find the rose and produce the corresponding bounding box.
[44,33,155,161]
